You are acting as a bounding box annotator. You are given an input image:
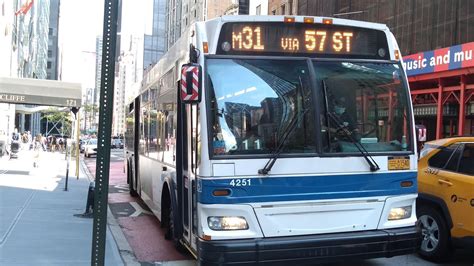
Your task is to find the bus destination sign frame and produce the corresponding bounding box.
[217,22,390,59]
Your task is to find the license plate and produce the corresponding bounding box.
[388,156,410,170]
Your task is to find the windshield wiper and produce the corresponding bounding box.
[321,80,380,172]
[258,109,308,175]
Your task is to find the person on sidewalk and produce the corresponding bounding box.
[0,130,7,157]
[51,136,57,152]
[31,134,46,168]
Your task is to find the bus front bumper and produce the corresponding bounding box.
[198,226,421,265]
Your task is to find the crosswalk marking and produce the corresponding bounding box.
[130,202,152,217]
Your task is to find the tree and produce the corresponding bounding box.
[42,108,73,136]
[83,104,99,133]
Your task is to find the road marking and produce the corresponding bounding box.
[129,202,152,217]
[114,184,129,190]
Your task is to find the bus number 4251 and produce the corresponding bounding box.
[230,179,252,187]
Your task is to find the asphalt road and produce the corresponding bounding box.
[83,150,473,265]
[82,148,124,162]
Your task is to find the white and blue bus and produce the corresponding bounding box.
[125,15,420,265]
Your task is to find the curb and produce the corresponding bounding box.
[80,157,140,266]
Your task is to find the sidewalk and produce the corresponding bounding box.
[0,150,123,265]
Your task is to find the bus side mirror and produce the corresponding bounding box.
[180,63,202,104]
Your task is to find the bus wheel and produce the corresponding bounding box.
[417,206,452,261]
[164,204,184,251]
[165,205,175,240]
[128,163,138,197]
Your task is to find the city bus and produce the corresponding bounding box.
[124,15,420,265]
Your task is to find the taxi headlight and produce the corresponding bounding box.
[207,216,248,230]
[388,206,412,220]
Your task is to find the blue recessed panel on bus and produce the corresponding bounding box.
[198,171,417,204]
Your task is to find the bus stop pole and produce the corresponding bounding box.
[76,111,80,179]
[64,122,70,191]
[91,0,118,265]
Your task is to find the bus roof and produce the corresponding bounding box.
[137,15,397,99]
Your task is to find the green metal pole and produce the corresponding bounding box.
[91,0,118,265]
[76,111,80,179]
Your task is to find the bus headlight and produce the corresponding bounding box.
[207,216,248,230]
[388,206,412,220]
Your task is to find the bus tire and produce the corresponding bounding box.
[128,161,138,197]
[164,204,175,240]
[164,203,184,251]
[162,186,180,245]
[417,205,453,261]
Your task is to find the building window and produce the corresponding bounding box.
[47,61,52,69]
[193,9,196,18]
[48,50,52,57]
[281,4,286,15]
[288,0,293,15]
[256,4,261,15]
[48,28,53,36]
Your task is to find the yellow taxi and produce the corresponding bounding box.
[417,137,474,261]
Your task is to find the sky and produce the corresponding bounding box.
[58,0,152,92]
[58,0,103,89]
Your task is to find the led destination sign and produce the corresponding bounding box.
[217,22,389,59]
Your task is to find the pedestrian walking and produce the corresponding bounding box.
[51,136,57,152]
[58,138,64,152]
[31,134,45,167]
[0,130,7,157]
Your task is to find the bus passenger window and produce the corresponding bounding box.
[139,106,149,155]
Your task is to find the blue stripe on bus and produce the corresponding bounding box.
[197,172,417,204]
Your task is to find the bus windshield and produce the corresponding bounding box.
[315,61,412,153]
[207,59,412,156]
[207,58,316,156]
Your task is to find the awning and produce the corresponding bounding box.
[0,77,82,107]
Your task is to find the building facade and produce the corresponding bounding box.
[91,36,103,132]
[46,0,59,80]
[143,0,167,71]
[112,0,167,136]
[249,0,268,15]
[11,0,50,137]
[295,0,474,141]
[207,0,234,19]
[165,0,183,50]
[297,0,474,57]
[0,0,16,137]
[403,43,474,141]
[268,0,297,15]
[166,0,247,50]
[114,36,142,136]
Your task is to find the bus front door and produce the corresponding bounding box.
[180,103,198,251]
